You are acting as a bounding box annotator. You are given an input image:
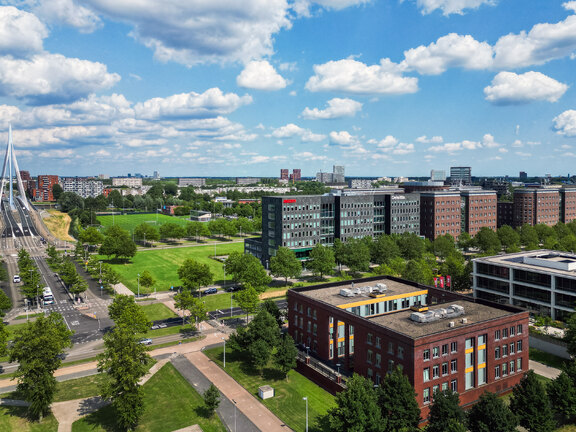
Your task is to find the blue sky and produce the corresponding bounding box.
[1,0,576,178]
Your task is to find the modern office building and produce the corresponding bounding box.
[246,190,420,263]
[449,167,472,186]
[178,178,206,187]
[430,170,446,182]
[460,190,497,236]
[316,165,346,184]
[473,250,576,321]
[349,179,376,189]
[60,177,104,198]
[289,276,529,420]
[112,177,143,188]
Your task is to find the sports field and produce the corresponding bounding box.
[101,242,244,294]
[97,213,189,233]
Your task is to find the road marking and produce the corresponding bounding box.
[70,320,80,326]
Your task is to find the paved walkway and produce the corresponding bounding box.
[529,360,562,380]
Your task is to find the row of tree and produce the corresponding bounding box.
[17,249,44,303]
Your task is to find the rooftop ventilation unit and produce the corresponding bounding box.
[340,289,355,297]
[410,304,465,324]
[375,283,388,293]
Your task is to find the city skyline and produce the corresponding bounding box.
[0,1,575,177]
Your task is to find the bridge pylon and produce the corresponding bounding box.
[0,125,29,213]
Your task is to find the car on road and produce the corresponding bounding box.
[204,287,218,295]
[151,323,168,330]
[226,286,240,292]
[13,275,20,283]
[138,338,153,345]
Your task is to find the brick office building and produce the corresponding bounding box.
[288,276,529,420]
[461,190,497,236]
[513,188,560,227]
[560,187,576,224]
[419,191,462,239]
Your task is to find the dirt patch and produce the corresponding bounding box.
[43,210,75,241]
[260,289,287,299]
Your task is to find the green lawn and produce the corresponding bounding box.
[0,406,58,431]
[205,346,335,432]
[72,362,226,432]
[140,303,178,321]
[529,347,569,370]
[97,213,190,233]
[100,242,243,293]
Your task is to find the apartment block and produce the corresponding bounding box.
[288,276,529,420]
[236,177,261,185]
[178,178,206,187]
[461,190,497,236]
[280,169,289,181]
[33,175,59,201]
[60,177,104,198]
[112,177,143,188]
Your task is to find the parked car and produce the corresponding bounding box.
[138,338,153,345]
[13,275,20,283]
[226,286,240,292]
[204,288,218,295]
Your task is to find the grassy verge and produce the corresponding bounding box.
[72,362,226,432]
[12,313,44,321]
[44,209,75,242]
[529,348,569,370]
[140,303,178,321]
[204,346,335,431]
[0,405,58,432]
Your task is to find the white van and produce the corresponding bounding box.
[13,275,21,283]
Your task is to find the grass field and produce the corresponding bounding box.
[140,303,178,321]
[97,213,190,233]
[72,362,226,432]
[101,242,243,293]
[529,347,569,370]
[44,210,75,242]
[205,346,335,432]
[0,406,58,432]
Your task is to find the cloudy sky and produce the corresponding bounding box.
[1,0,576,178]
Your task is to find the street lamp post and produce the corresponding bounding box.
[99,261,103,297]
[222,337,226,368]
[137,273,140,298]
[303,397,308,432]
[232,399,237,432]
[336,363,341,375]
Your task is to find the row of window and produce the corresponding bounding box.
[495,358,523,378]
[423,380,458,403]
[423,359,458,382]
[423,342,458,361]
[494,324,522,340]
[495,340,522,359]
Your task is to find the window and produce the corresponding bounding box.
[442,382,449,391]
[465,371,474,390]
[375,353,381,368]
[307,307,311,317]
[433,365,440,379]
[423,368,430,382]
[338,341,345,356]
[495,330,501,340]
[502,362,508,376]
[478,367,486,386]
[423,349,430,361]
[451,359,457,373]
[510,326,515,336]
[442,362,448,376]
[307,321,311,333]
[517,340,523,352]
[451,379,458,392]
[388,359,395,372]
[465,338,474,350]
[503,327,508,338]
[442,344,449,356]
[398,346,405,360]
[293,315,298,327]
[423,388,431,404]
[495,346,501,360]
[367,333,373,345]
[503,344,508,357]
[433,346,439,358]
[478,334,486,346]
[450,341,458,353]
[375,337,381,348]
[466,352,474,369]
[433,384,439,395]
[510,360,515,373]
[313,323,317,336]
[510,343,515,355]
[495,365,501,379]
[517,358,522,371]
[367,350,373,364]
[388,342,394,354]
[517,324,523,334]
[478,349,486,364]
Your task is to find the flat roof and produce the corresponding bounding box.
[302,278,426,308]
[369,300,512,339]
[475,250,576,276]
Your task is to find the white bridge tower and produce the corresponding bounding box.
[0,125,29,212]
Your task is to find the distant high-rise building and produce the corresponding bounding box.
[178,178,206,187]
[60,177,103,198]
[430,169,446,181]
[33,175,59,201]
[280,169,289,180]
[292,169,301,182]
[153,171,160,180]
[519,171,527,180]
[449,166,472,185]
[333,165,345,183]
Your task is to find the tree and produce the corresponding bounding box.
[69,277,88,302]
[9,313,73,420]
[327,373,383,432]
[426,390,466,432]
[396,232,425,260]
[78,226,105,246]
[270,247,302,286]
[497,225,521,252]
[565,311,576,357]
[457,231,473,251]
[224,252,271,291]
[52,183,63,200]
[547,371,576,421]
[248,309,280,349]
[203,384,221,416]
[174,290,208,329]
[0,290,12,316]
[108,294,151,333]
[274,334,298,377]
[402,259,433,285]
[159,222,186,241]
[307,244,336,278]
[474,227,501,254]
[177,258,214,292]
[102,264,120,290]
[467,391,517,432]
[133,223,160,245]
[432,234,457,259]
[98,325,150,431]
[510,370,556,432]
[340,238,371,274]
[439,254,471,291]
[99,225,137,261]
[377,366,420,432]
[0,321,8,357]
[234,285,260,322]
[518,224,539,249]
[260,299,284,328]
[139,270,156,294]
[371,235,400,265]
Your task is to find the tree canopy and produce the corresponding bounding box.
[225,252,271,291]
[177,258,214,292]
[307,243,336,278]
[270,247,302,285]
[467,391,518,432]
[510,370,556,432]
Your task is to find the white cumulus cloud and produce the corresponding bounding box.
[403,33,493,75]
[329,130,358,146]
[271,123,325,142]
[0,6,47,56]
[13,0,102,33]
[302,98,363,119]
[416,135,443,144]
[553,110,576,137]
[484,71,568,105]
[0,53,120,105]
[306,58,418,95]
[237,60,287,90]
[413,0,495,16]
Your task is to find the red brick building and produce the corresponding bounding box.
[497,202,514,228]
[513,188,560,227]
[32,175,59,201]
[420,191,461,239]
[287,276,529,420]
[561,188,576,224]
[461,190,497,236]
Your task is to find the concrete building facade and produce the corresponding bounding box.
[178,178,206,187]
[288,276,529,420]
[112,177,143,188]
[449,167,472,185]
[60,177,103,198]
[473,250,576,321]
